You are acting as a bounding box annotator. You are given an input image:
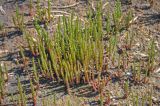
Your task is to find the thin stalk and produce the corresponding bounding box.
[124,80,129,98]
[32,58,39,89]
[148,39,156,75]
[113,0,122,32]
[19,46,25,61]
[106,11,111,35]
[29,0,33,16]
[47,0,51,21]
[125,9,133,29]
[30,79,36,106]
[0,63,5,99]
[148,87,153,106]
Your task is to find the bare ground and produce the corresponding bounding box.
[0,0,160,105]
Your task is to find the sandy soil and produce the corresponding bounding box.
[0,0,160,105]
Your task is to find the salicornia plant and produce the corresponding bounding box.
[29,0,33,16]
[12,4,24,32]
[17,76,26,106]
[0,65,5,105]
[113,0,122,33]
[32,58,39,89]
[147,39,156,75]
[30,79,36,106]
[47,0,51,21]
[124,80,129,98]
[125,9,133,29]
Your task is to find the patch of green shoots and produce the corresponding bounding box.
[12,4,24,32]
[148,87,153,106]
[30,79,36,106]
[0,68,4,105]
[0,63,7,103]
[106,12,111,35]
[113,0,122,33]
[124,80,129,98]
[125,9,133,29]
[147,39,156,75]
[47,0,51,21]
[17,76,26,106]
[32,58,39,89]
[0,21,3,31]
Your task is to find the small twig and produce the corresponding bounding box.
[129,15,139,25]
[86,1,96,12]
[54,14,70,17]
[51,10,71,15]
[51,2,82,9]
[53,14,87,23]
[52,11,87,23]
[0,49,8,55]
[0,6,6,15]
[91,1,96,12]
[102,2,109,10]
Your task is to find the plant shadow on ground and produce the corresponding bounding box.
[74,86,99,98]
[0,51,18,61]
[25,20,35,28]
[4,0,26,5]
[120,0,132,5]
[2,48,126,106]
[139,13,160,26]
[5,50,101,99]
[0,30,23,41]
[5,49,124,104]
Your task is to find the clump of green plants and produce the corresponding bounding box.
[19,46,29,69]
[148,87,153,106]
[17,76,27,106]
[17,0,159,105]
[131,90,154,106]
[124,10,133,29]
[105,7,111,35]
[0,67,5,105]
[34,0,53,24]
[147,39,156,75]
[23,0,137,96]
[0,62,8,105]
[47,0,52,21]
[124,31,135,50]
[123,80,129,98]
[30,79,37,106]
[25,1,106,94]
[12,4,24,32]
[89,76,110,105]
[131,61,145,84]
[9,93,17,106]
[32,58,39,89]
[132,94,139,106]
[0,21,4,31]
[112,0,122,33]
